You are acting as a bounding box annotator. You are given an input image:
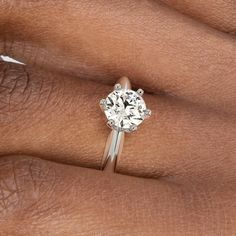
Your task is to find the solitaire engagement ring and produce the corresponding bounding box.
[100,77,151,172]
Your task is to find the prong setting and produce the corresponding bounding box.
[114,83,122,90]
[144,109,151,118]
[137,88,144,96]
[107,119,115,128]
[128,124,137,132]
[101,85,150,131]
[100,99,107,110]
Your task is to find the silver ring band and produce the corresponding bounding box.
[101,77,131,171]
[100,77,151,172]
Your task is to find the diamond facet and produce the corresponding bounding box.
[104,89,147,132]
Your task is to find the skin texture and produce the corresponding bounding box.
[0,0,236,235]
[159,0,236,33]
[0,156,236,236]
[0,61,235,186]
[0,1,236,114]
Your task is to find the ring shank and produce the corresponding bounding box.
[101,130,124,171]
[101,77,131,172]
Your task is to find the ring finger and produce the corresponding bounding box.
[0,61,235,185]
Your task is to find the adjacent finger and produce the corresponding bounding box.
[1,62,236,185]
[0,156,235,235]
[159,0,236,33]
[0,0,236,113]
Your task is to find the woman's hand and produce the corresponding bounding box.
[0,1,235,235]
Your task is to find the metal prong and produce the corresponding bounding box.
[144,109,151,118]
[100,99,107,110]
[137,88,144,96]
[114,83,122,90]
[107,119,115,128]
[128,124,137,132]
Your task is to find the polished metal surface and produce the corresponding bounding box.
[101,77,130,172]
[100,76,150,172]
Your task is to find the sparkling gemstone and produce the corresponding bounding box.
[104,89,147,131]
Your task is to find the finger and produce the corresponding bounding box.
[0,62,236,185]
[118,95,236,185]
[0,0,236,113]
[0,156,235,235]
[159,0,236,33]
[0,61,108,169]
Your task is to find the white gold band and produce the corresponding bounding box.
[101,77,131,172]
[100,76,151,172]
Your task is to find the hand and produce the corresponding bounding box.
[0,1,235,235]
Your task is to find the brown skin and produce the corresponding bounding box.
[159,0,236,33]
[1,0,236,113]
[0,0,236,235]
[1,156,236,236]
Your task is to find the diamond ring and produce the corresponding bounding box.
[100,77,151,172]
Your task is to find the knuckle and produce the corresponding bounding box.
[0,61,31,124]
[0,61,58,125]
[0,156,56,219]
[0,157,20,216]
